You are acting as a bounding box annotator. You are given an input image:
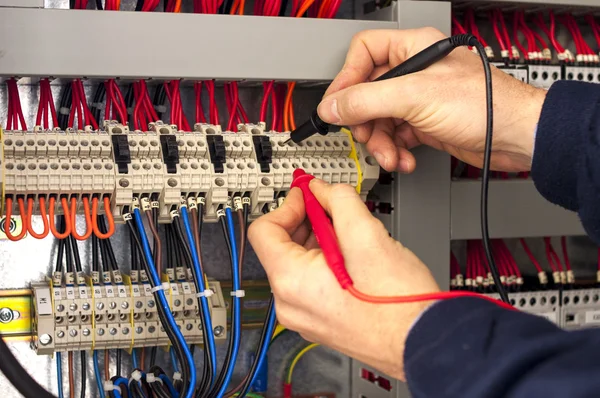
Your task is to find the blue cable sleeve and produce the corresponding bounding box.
[179,206,218,384]
[216,207,243,397]
[159,374,180,398]
[56,352,64,398]
[131,348,139,370]
[113,390,122,398]
[170,346,180,373]
[249,305,277,387]
[133,209,196,398]
[93,350,106,398]
[114,377,130,397]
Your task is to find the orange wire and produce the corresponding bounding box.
[91,197,115,239]
[317,0,332,17]
[70,197,93,240]
[26,197,50,239]
[174,0,182,12]
[230,0,240,14]
[296,0,317,17]
[4,198,28,241]
[238,0,245,14]
[284,82,296,131]
[48,197,72,239]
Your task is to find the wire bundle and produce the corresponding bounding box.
[6,78,27,131]
[165,0,183,12]
[104,0,121,10]
[586,15,600,54]
[512,11,550,63]
[224,82,249,131]
[164,80,191,131]
[559,14,596,64]
[104,80,128,124]
[136,0,160,11]
[543,237,566,286]
[133,80,159,131]
[489,10,514,61]
[534,11,569,62]
[68,79,99,130]
[36,79,59,129]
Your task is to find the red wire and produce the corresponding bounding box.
[36,81,45,127]
[560,236,572,271]
[452,16,467,34]
[260,81,274,123]
[519,239,543,273]
[586,15,600,50]
[513,12,529,60]
[194,82,207,124]
[490,11,506,52]
[8,79,27,131]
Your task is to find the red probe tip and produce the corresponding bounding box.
[292,168,306,179]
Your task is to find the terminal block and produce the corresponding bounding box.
[1,122,380,224]
[560,288,600,330]
[564,66,600,84]
[528,65,562,89]
[487,290,560,325]
[31,275,227,355]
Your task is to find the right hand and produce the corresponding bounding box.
[317,28,547,173]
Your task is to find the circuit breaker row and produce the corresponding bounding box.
[31,268,227,355]
[486,288,600,330]
[496,63,600,89]
[1,122,379,223]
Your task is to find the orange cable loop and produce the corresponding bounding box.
[26,197,50,239]
[70,197,93,241]
[48,197,72,239]
[4,198,28,241]
[91,197,115,239]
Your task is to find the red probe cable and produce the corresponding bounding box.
[291,170,514,310]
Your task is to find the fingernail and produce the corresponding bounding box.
[318,99,341,124]
[373,151,388,169]
[398,159,411,173]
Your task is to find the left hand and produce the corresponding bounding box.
[248,179,440,380]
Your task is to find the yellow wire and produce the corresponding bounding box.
[286,343,320,384]
[272,324,286,340]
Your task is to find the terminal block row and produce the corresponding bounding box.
[1,122,379,224]
[31,270,227,355]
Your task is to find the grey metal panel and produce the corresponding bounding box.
[0,0,43,7]
[451,179,585,240]
[397,1,451,36]
[0,8,396,81]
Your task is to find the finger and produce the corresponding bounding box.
[317,75,422,126]
[396,146,417,174]
[290,219,312,246]
[365,118,397,171]
[248,188,307,271]
[350,121,374,144]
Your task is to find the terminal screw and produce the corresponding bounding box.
[40,334,53,345]
[0,308,13,323]
[214,326,224,337]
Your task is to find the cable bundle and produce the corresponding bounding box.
[6,78,27,131]
[520,239,548,286]
[136,0,160,11]
[544,237,566,286]
[513,11,551,63]
[586,15,600,55]
[36,79,59,129]
[104,79,128,124]
[490,10,515,62]
[164,80,191,131]
[104,0,120,10]
[559,14,597,64]
[194,0,222,13]
[463,9,494,59]
[534,11,570,63]
[224,81,249,131]
[132,80,159,131]
[68,79,99,130]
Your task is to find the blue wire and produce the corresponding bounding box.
[113,390,123,398]
[56,352,64,398]
[170,346,180,373]
[159,374,180,398]
[133,208,196,398]
[215,207,242,397]
[179,206,218,384]
[131,348,139,370]
[249,305,277,387]
[93,350,105,398]
[114,377,130,396]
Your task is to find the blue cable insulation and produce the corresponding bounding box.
[93,350,105,398]
[215,207,242,397]
[56,352,64,398]
[113,390,122,398]
[249,305,277,387]
[179,206,218,383]
[170,346,179,373]
[114,377,130,397]
[131,348,139,370]
[132,209,196,398]
[159,374,180,398]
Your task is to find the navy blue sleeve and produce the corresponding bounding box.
[405,298,600,397]
[532,80,600,244]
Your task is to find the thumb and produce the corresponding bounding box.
[317,76,420,126]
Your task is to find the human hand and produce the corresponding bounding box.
[317,28,547,173]
[248,180,440,380]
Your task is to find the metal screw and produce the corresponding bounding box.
[69,329,78,337]
[82,329,90,337]
[0,308,14,323]
[160,326,165,332]
[136,327,143,334]
[57,331,65,339]
[147,300,155,308]
[186,324,193,331]
[121,302,129,309]
[214,326,224,337]
[109,328,117,336]
[69,303,77,311]
[96,302,104,310]
[39,334,53,345]
[122,328,129,335]
[82,303,90,311]
[174,299,181,307]
[97,329,105,336]
[119,178,129,188]
[186,299,193,306]
[56,304,65,313]
[148,326,156,333]
[109,302,117,310]
[135,301,143,309]
[167,178,178,187]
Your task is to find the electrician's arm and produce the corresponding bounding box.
[406,297,600,398]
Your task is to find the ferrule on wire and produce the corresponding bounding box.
[233,196,243,211]
[560,271,567,285]
[225,197,233,209]
[52,272,62,287]
[197,196,207,206]
[216,209,226,219]
[111,270,123,284]
[151,201,160,209]
[169,210,179,220]
[65,272,75,286]
[178,197,188,211]
[230,290,246,298]
[140,197,151,211]
[130,198,140,211]
[455,274,464,287]
[242,197,251,206]
[187,197,197,209]
[123,212,133,222]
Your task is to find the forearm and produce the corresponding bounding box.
[405,298,600,398]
